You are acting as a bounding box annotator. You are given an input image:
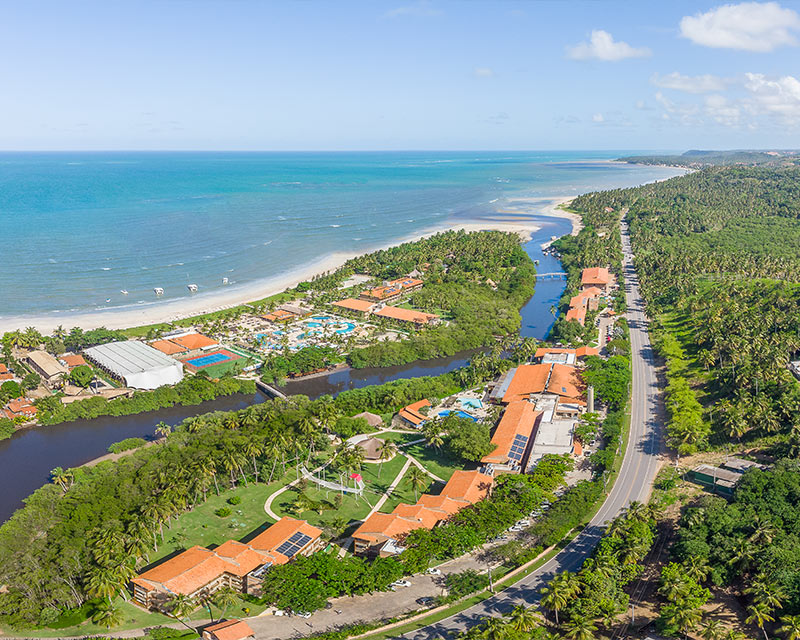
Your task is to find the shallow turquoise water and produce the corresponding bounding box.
[0,151,681,317]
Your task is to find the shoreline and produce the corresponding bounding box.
[0,197,575,335]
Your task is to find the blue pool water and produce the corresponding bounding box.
[438,409,478,422]
[185,352,233,368]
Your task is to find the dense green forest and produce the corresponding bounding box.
[620,150,799,168]
[318,229,536,368]
[569,166,800,452]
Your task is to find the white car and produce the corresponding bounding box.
[425,568,442,575]
[509,525,523,532]
[295,612,312,619]
[392,579,412,588]
[516,520,531,527]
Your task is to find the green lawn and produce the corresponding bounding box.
[404,442,463,481]
[146,465,299,566]
[271,453,410,528]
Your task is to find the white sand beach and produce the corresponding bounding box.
[0,198,577,335]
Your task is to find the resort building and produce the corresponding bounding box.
[481,401,541,474]
[359,277,423,304]
[60,354,88,370]
[565,305,586,326]
[332,298,376,317]
[24,350,68,387]
[169,332,219,353]
[534,347,599,365]
[149,340,190,357]
[395,399,431,428]
[580,267,613,293]
[263,303,313,323]
[84,341,184,390]
[491,363,585,406]
[373,305,439,326]
[3,397,37,420]
[352,470,493,557]
[0,364,12,382]
[132,517,323,609]
[202,620,255,640]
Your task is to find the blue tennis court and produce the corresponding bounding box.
[184,349,239,369]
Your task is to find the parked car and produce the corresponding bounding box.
[517,519,531,527]
[295,612,312,619]
[425,567,442,575]
[417,597,436,606]
[392,579,412,588]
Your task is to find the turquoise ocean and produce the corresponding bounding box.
[0,151,681,320]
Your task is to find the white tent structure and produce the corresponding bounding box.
[84,341,184,390]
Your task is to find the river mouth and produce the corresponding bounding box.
[0,214,569,524]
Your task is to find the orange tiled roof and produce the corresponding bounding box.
[548,364,585,403]
[416,494,465,516]
[61,354,87,368]
[581,267,611,286]
[263,309,296,322]
[352,511,428,545]
[204,619,255,640]
[149,340,189,356]
[565,306,586,325]
[391,503,443,529]
[440,470,493,504]
[332,298,375,313]
[502,364,550,403]
[374,306,438,324]
[6,398,36,415]
[361,277,424,301]
[398,399,431,426]
[213,540,276,576]
[581,286,605,298]
[574,346,599,358]
[0,364,8,374]
[132,545,232,597]
[0,373,13,381]
[171,333,218,351]
[481,401,540,465]
[248,516,322,555]
[534,348,574,358]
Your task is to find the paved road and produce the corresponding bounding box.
[398,219,664,640]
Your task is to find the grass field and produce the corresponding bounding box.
[271,453,410,528]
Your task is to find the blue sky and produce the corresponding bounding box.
[3,0,800,150]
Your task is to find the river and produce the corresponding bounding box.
[0,214,569,523]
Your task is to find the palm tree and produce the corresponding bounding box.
[701,618,725,640]
[50,466,73,493]
[507,604,540,633]
[86,566,123,603]
[746,602,775,640]
[91,601,124,629]
[166,593,198,632]
[243,440,263,483]
[540,572,580,625]
[561,616,597,640]
[405,466,428,501]
[377,441,397,478]
[683,556,711,583]
[779,614,800,640]
[154,421,172,440]
[481,617,508,640]
[212,586,240,619]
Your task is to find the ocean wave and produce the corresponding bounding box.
[330,224,341,228]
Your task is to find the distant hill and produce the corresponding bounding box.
[619,149,800,168]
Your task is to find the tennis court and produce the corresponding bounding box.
[183,349,240,370]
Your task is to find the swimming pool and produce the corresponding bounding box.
[184,350,239,369]
[438,409,478,422]
[459,398,483,409]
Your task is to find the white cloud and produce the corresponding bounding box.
[384,0,442,18]
[651,72,727,94]
[592,113,605,123]
[743,72,800,121]
[704,94,742,125]
[473,67,495,78]
[566,30,651,61]
[680,2,800,52]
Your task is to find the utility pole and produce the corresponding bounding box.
[486,559,494,594]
